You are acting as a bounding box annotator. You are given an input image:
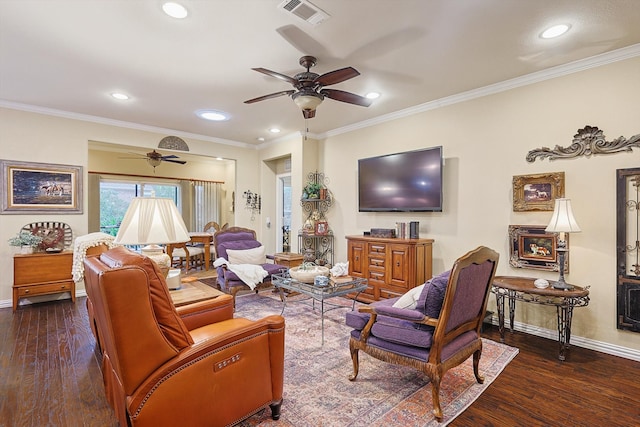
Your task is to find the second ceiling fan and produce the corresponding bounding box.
[244,55,372,119]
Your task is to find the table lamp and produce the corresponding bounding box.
[545,198,581,290]
[113,197,190,277]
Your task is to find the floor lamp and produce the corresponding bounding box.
[545,198,581,290]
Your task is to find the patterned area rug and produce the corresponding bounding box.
[222,291,519,427]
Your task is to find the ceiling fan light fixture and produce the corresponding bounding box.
[292,92,323,110]
[147,157,162,168]
[365,92,380,99]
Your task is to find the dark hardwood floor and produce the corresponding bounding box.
[1,297,639,426]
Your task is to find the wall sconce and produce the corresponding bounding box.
[243,190,261,220]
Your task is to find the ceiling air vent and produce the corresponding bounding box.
[278,0,330,26]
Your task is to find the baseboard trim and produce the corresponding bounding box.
[488,316,640,362]
[0,290,88,310]
[1,295,638,361]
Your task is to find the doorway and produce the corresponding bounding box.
[276,173,292,252]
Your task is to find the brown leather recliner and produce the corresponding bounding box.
[83,246,285,427]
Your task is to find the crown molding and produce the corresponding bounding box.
[0,100,254,149]
[321,43,640,139]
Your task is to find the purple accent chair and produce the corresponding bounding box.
[346,246,499,421]
[214,227,285,305]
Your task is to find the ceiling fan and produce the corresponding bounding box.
[121,150,187,170]
[244,55,372,119]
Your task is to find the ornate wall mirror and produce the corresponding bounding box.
[617,167,640,332]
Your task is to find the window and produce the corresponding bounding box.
[99,180,180,236]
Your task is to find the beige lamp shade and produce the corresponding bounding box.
[545,198,581,233]
[114,197,190,245]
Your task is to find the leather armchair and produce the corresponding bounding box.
[83,246,285,427]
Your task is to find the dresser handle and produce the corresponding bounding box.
[61,285,66,289]
[24,289,30,294]
[396,261,400,267]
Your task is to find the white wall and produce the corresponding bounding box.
[320,57,640,352]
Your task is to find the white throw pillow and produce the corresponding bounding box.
[392,284,425,309]
[227,245,266,265]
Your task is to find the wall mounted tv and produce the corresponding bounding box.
[358,146,443,212]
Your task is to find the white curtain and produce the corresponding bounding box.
[192,180,222,232]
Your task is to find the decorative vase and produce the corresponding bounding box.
[21,246,34,255]
[303,248,316,263]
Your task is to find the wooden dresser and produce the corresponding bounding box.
[13,251,75,312]
[346,235,434,303]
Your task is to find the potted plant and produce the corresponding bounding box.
[8,231,43,254]
[303,183,323,199]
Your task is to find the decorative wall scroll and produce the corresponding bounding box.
[512,171,564,212]
[1,159,83,214]
[509,225,568,273]
[527,125,640,162]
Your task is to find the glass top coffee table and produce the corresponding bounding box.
[271,272,368,344]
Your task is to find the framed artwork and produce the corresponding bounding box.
[315,221,328,235]
[1,159,83,214]
[508,225,568,272]
[512,172,564,211]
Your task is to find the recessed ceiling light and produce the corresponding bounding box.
[111,93,129,100]
[541,24,570,39]
[162,2,188,19]
[196,110,229,121]
[257,137,265,141]
[269,128,281,133]
[365,92,380,99]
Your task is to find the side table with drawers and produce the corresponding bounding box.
[13,251,75,312]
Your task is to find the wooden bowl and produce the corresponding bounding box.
[289,265,330,283]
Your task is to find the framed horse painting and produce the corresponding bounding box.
[1,160,83,214]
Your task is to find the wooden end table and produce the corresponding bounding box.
[170,280,224,307]
[492,276,589,361]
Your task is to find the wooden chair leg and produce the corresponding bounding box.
[348,344,360,381]
[431,376,443,421]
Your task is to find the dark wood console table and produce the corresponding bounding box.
[492,276,590,361]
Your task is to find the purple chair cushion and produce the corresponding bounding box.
[346,298,434,349]
[416,270,451,318]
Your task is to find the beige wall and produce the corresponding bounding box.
[320,57,640,353]
[0,108,264,303]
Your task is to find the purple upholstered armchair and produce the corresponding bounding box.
[346,246,499,422]
[214,227,285,305]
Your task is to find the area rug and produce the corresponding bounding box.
[226,291,518,427]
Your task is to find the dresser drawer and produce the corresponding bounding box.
[16,280,74,297]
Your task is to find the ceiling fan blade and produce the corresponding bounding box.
[320,89,372,107]
[302,109,316,119]
[251,68,298,85]
[315,67,360,86]
[160,154,179,160]
[244,90,295,104]
[163,159,187,165]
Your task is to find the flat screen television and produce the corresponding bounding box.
[358,146,443,212]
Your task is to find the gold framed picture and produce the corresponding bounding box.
[512,171,564,211]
